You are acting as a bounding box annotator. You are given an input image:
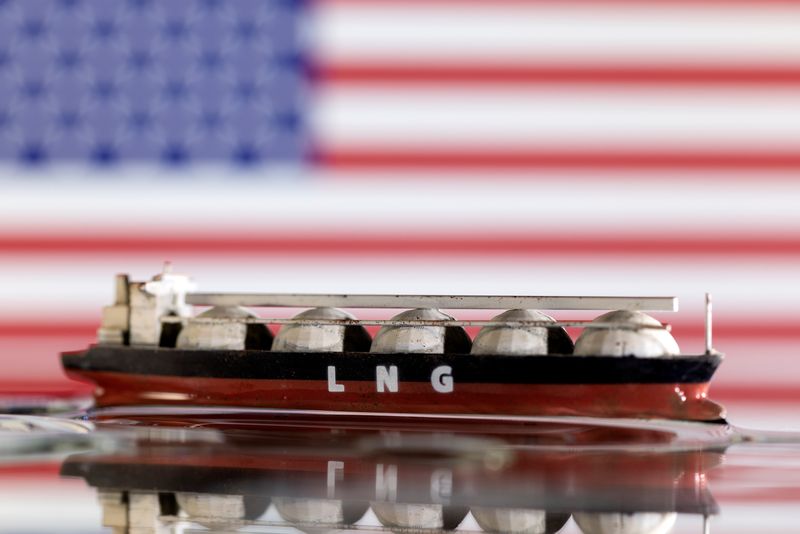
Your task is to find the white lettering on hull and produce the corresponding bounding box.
[376,365,399,392]
[431,365,453,393]
[326,365,455,394]
[327,366,345,392]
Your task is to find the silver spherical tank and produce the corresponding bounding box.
[176,306,272,350]
[573,310,679,358]
[272,307,371,353]
[371,502,469,531]
[573,512,677,534]
[471,309,573,356]
[371,309,471,354]
[472,507,571,534]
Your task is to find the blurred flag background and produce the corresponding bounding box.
[0,0,798,426]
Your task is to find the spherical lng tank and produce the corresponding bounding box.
[370,308,472,354]
[175,306,272,350]
[471,309,573,356]
[573,310,679,358]
[272,307,371,353]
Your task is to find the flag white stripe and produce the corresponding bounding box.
[314,3,800,66]
[0,256,795,321]
[314,86,800,151]
[2,174,800,235]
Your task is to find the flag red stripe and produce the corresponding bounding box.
[711,385,800,403]
[1,235,799,255]
[320,0,800,5]
[317,64,800,86]
[0,464,63,477]
[318,150,800,171]
[0,323,98,337]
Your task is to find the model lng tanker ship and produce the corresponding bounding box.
[61,267,725,422]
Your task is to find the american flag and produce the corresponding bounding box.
[0,0,799,429]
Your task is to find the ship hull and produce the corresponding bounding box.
[62,346,725,422]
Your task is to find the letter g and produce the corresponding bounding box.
[431,365,453,393]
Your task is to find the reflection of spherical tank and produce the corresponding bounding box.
[371,309,471,354]
[273,498,368,526]
[371,502,469,530]
[472,507,571,534]
[471,309,573,356]
[573,512,678,534]
[176,493,270,522]
[273,307,371,352]
[176,306,272,350]
[574,311,679,358]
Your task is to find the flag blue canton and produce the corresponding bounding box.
[0,0,308,166]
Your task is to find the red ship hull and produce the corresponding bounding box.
[62,345,725,422]
[69,369,722,421]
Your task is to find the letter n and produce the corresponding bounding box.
[376,365,399,393]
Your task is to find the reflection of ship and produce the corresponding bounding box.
[62,268,725,422]
[60,412,724,534]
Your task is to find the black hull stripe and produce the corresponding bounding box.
[63,346,722,385]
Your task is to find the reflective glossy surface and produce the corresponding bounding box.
[1,403,799,533]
